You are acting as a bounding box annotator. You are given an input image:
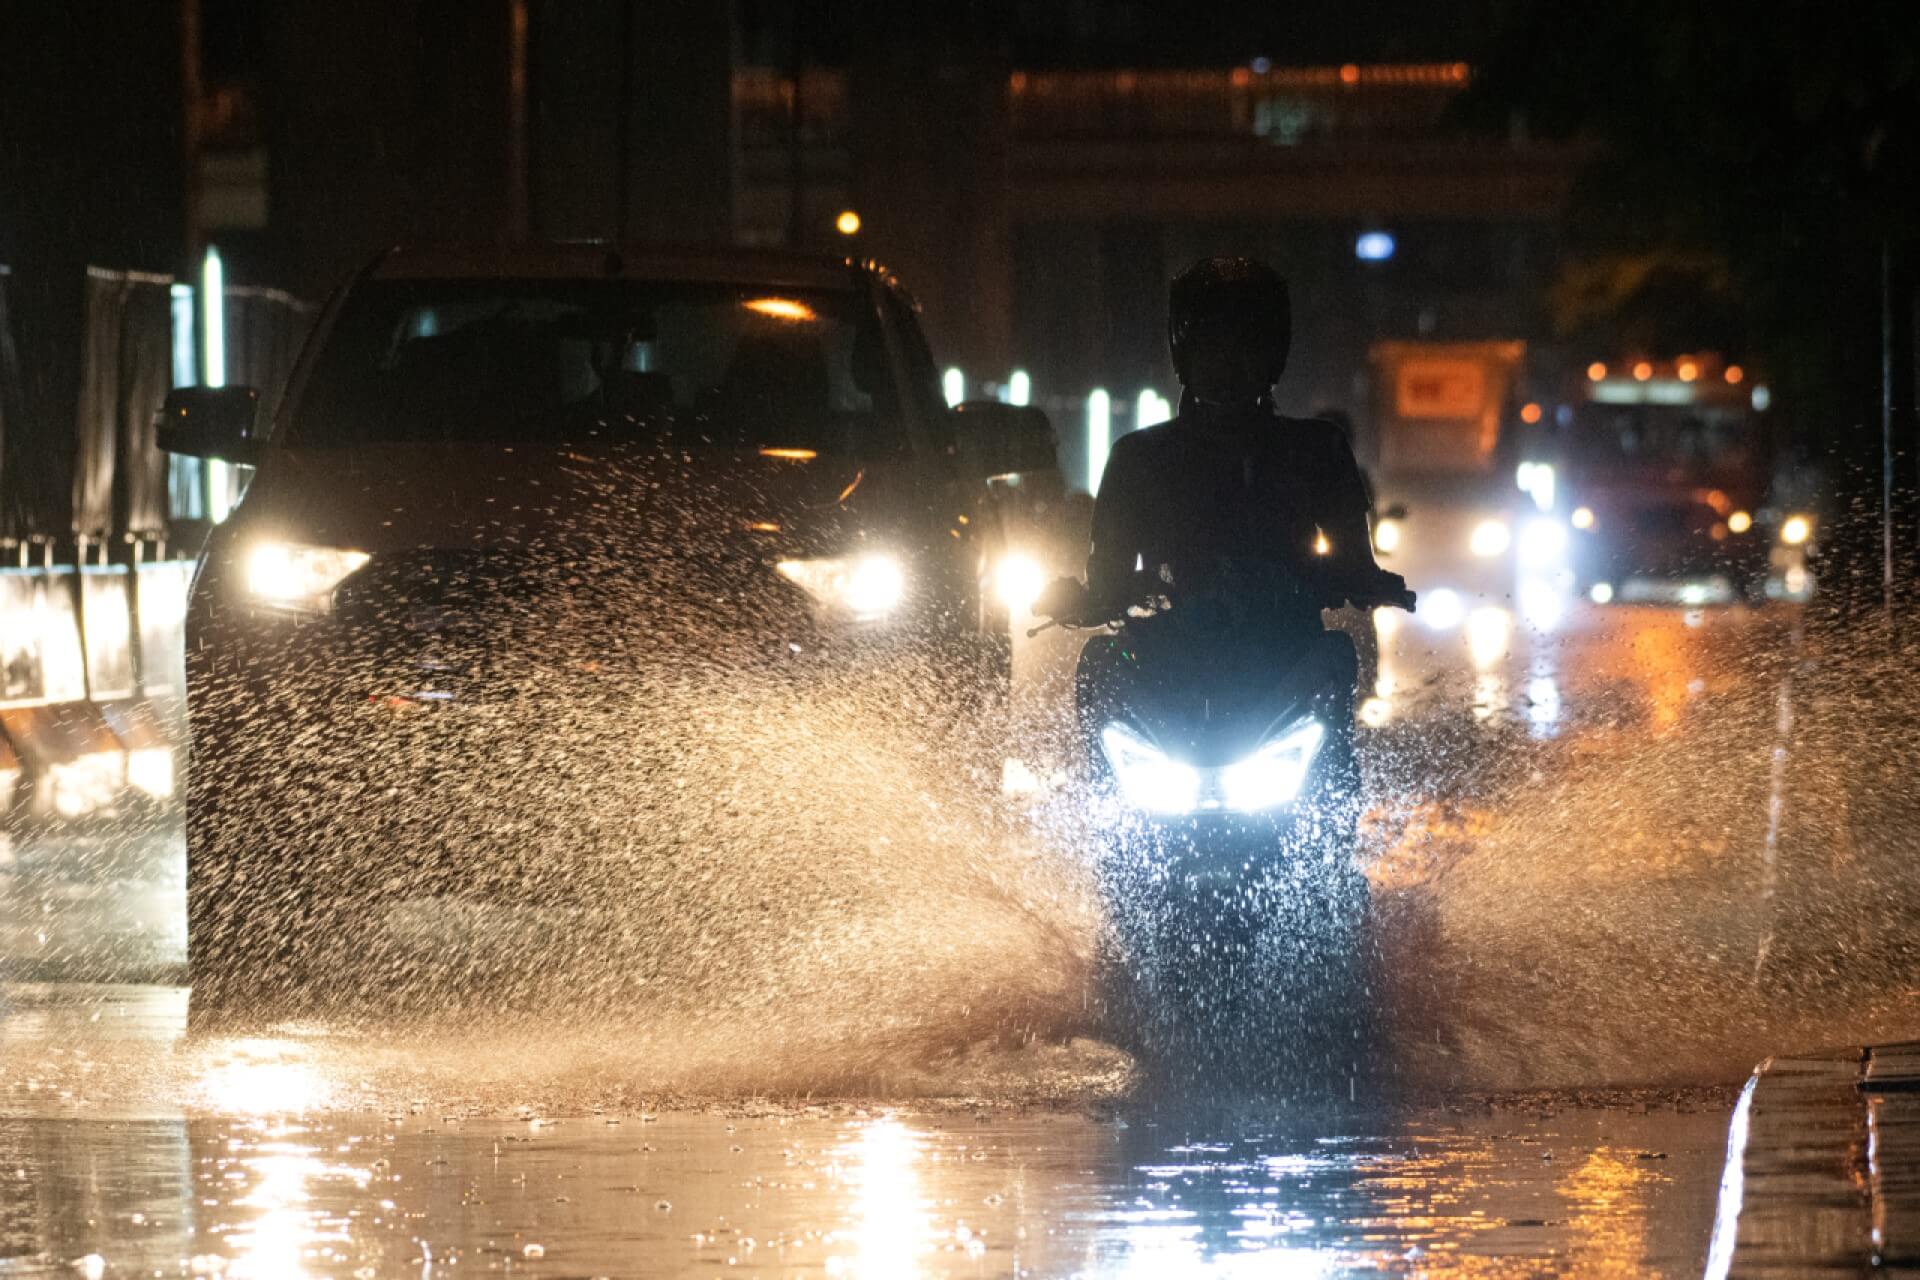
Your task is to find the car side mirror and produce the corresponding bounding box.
[952,401,1057,479]
[156,386,263,465]
[1381,502,1409,521]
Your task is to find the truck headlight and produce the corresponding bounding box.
[1220,718,1325,812]
[777,552,907,622]
[1099,722,1200,815]
[244,541,370,614]
[1470,519,1511,557]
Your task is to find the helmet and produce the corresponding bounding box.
[1167,256,1292,387]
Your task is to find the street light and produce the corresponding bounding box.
[835,209,862,236]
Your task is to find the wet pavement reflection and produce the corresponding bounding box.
[1,988,1730,1278]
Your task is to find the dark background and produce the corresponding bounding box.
[1,0,1914,598]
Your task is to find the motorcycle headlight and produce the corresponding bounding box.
[244,541,370,614]
[1220,718,1325,813]
[1099,722,1200,815]
[777,552,906,622]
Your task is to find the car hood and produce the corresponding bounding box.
[231,442,872,555]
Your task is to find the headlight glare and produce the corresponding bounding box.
[1220,719,1325,812]
[992,551,1047,613]
[1373,518,1401,554]
[1469,519,1511,557]
[777,552,907,621]
[1780,514,1811,546]
[244,541,369,613]
[1099,722,1200,815]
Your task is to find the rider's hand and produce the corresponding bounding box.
[1034,577,1089,622]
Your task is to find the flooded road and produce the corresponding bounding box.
[2,989,1731,1278]
[6,598,1919,1275]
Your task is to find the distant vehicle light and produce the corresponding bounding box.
[1313,531,1331,556]
[943,367,965,408]
[777,552,907,621]
[743,297,816,322]
[1518,517,1569,567]
[1373,518,1402,554]
[1421,587,1466,630]
[1571,506,1596,530]
[1678,359,1699,382]
[1724,364,1745,385]
[1469,519,1511,558]
[992,551,1047,613]
[1751,385,1772,411]
[1520,402,1543,424]
[1780,514,1811,546]
[1633,361,1653,381]
[835,209,862,236]
[1587,362,1607,382]
[1728,510,1753,534]
[1355,231,1396,261]
[1589,581,1615,604]
[245,541,371,614]
[1006,369,1031,407]
[1516,461,1555,511]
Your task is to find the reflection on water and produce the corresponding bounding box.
[838,1117,943,1277]
[0,1029,1729,1280]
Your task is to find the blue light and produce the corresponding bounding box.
[1355,231,1396,262]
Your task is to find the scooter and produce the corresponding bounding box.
[1035,564,1415,1082]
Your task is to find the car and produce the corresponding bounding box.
[159,243,1062,1013]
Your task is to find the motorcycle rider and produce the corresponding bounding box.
[1039,255,1411,636]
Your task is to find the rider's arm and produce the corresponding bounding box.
[1084,431,1146,616]
[1315,424,1384,576]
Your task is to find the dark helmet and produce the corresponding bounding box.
[1167,256,1292,387]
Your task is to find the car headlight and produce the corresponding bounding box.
[1373,518,1402,554]
[244,541,370,614]
[992,551,1047,613]
[1469,519,1511,557]
[1099,722,1200,815]
[777,552,907,622]
[1220,718,1325,812]
[1779,514,1812,546]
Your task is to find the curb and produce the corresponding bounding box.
[1708,1043,1920,1277]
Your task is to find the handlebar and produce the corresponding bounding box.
[1028,571,1416,637]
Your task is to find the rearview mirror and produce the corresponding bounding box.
[952,401,1057,479]
[157,386,263,465]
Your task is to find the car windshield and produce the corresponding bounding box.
[288,279,901,451]
[1567,404,1757,483]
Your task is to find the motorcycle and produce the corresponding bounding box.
[1034,563,1415,1085]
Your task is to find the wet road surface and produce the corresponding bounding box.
[2,988,1733,1278]
[7,598,1920,1276]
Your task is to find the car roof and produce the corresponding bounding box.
[370,243,872,291]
